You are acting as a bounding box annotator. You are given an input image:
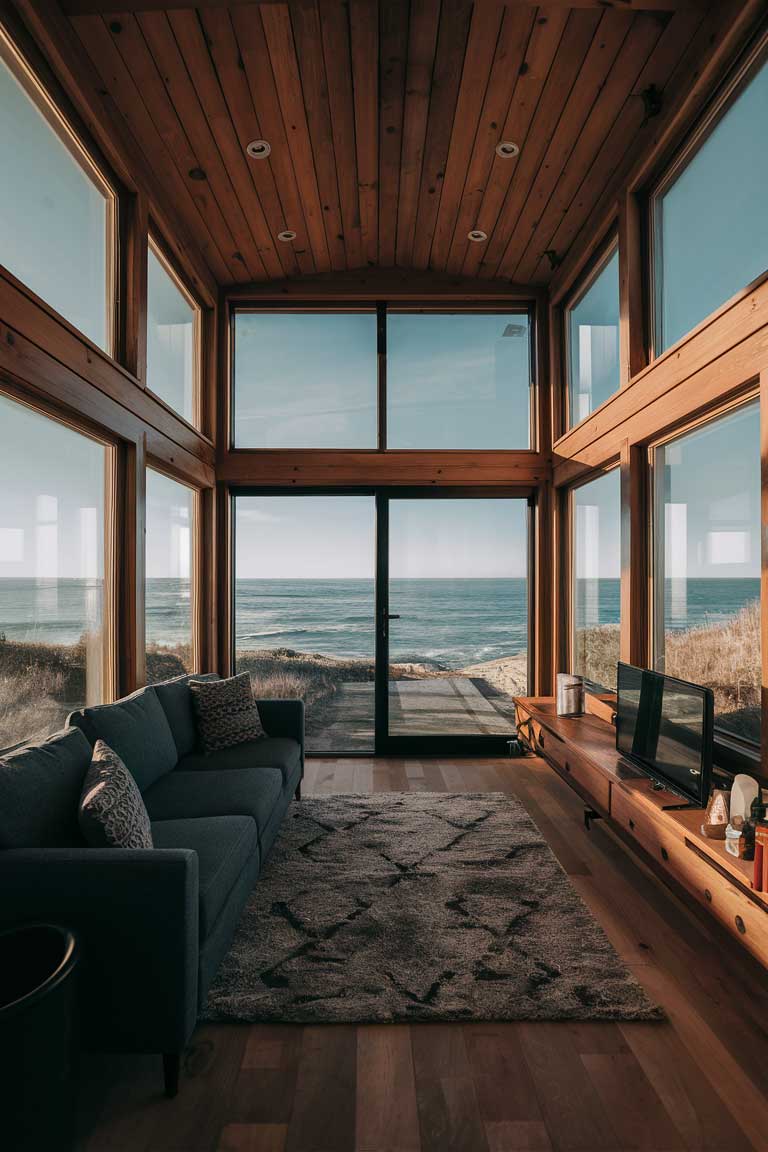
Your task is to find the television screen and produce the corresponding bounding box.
[615,662,713,806]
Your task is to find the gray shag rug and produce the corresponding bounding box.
[203,792,662,1024]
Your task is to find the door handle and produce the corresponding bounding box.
[386,614,401,620]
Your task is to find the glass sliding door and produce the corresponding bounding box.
[382,496,528,748]
[234,494,376,753]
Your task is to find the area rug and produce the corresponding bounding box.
[202,792,662,1024]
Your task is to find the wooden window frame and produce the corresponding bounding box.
[561,232,620,437]
[648,31,768,363]
[0,26,119,359]
[646,389,762,776]
[146,232,204,433]
[227,301,538,454]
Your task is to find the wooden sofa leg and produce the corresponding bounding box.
[163,1052,180,1098]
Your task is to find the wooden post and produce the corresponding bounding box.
[118,433,146,693]
[618,191,645,388]
[760,369,768,779]
[619,438,648,668]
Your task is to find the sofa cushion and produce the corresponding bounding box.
[177,737,301,785]
[0,726,92,849]
[151,816,257,939]
[189,673,264,755]
[68,687,178,792]
[154,672,220,760]
[143,767,283,845]
[79,740,154,850]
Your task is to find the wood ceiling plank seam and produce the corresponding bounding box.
[459,6,570,278]
[471,8,603,278]
[198,8,308,277]
[410,0,474,271]
[443,4,537,275]
[511,10,668,284]
[259,3,332,271]
[545,0,745,293]
[230,5,319,276]
[528,11,703,283]
[71,13,238,284]
[135,10,269,280]
[427,0,507,271]
[494,7,637,279]
[167,10,288,280]
[349,0,379,268]
[378,0,410,268]
[289,0,348,272]
[317,0,365,270]
[394,0,441,268]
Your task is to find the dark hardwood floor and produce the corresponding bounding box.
[76,756,768,1152]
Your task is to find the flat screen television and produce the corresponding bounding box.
[615,662,713,807]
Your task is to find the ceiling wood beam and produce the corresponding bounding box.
[57,1,714,15]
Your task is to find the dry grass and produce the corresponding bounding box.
[1,605,760,750]
[577,600,760,743]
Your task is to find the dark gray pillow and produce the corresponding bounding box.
[79,740,153,849]
[189,673,264,755]
[67,686,177,792]
[0,727,92,849]
[154,672,220,759]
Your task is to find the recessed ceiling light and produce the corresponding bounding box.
[467,229,487,243]
[246,139,271,159]
[277,230,297,242]
[496,140,520,159]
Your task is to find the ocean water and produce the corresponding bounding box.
[0,577,760,671]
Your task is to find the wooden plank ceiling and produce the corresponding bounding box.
[65,1,707,287]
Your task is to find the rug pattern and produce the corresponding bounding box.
[203,792,662,1024]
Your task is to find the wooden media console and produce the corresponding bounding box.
[514,697,768,969]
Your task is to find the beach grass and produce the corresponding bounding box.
[0,602,759,750]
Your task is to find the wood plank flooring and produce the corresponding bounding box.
[76,757,768,1152]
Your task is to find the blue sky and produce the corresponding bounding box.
[233,311,532,450]
[235,496,528,579]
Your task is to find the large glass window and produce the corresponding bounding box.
[653,57,768,353]
[0,394,108,749]
[145,470,195,684]
[566,246,620,428]
[652,402,760,745]
[233,312,377,448]
[0,33,114,351]
[234,495,376,752]
[147,240,199,424]
[387,312,532,449]
[571,469,621,690]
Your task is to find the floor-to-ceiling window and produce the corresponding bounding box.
[386,497,528,741]
[234,495,376,753]
[0,394,109,749]
[570,469,621,690]
[145,469,195,683]
[652,400,760,747]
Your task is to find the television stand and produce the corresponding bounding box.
[514,697,768,970]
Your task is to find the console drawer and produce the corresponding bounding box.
[536,727,610,812]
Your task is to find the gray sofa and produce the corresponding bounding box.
[0,672,304,1096]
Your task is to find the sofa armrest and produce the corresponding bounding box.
[0,847,199,1055]
[255,698,305,770]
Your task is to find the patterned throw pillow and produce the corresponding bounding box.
[79,740,153,850]
[189,672,265,755]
